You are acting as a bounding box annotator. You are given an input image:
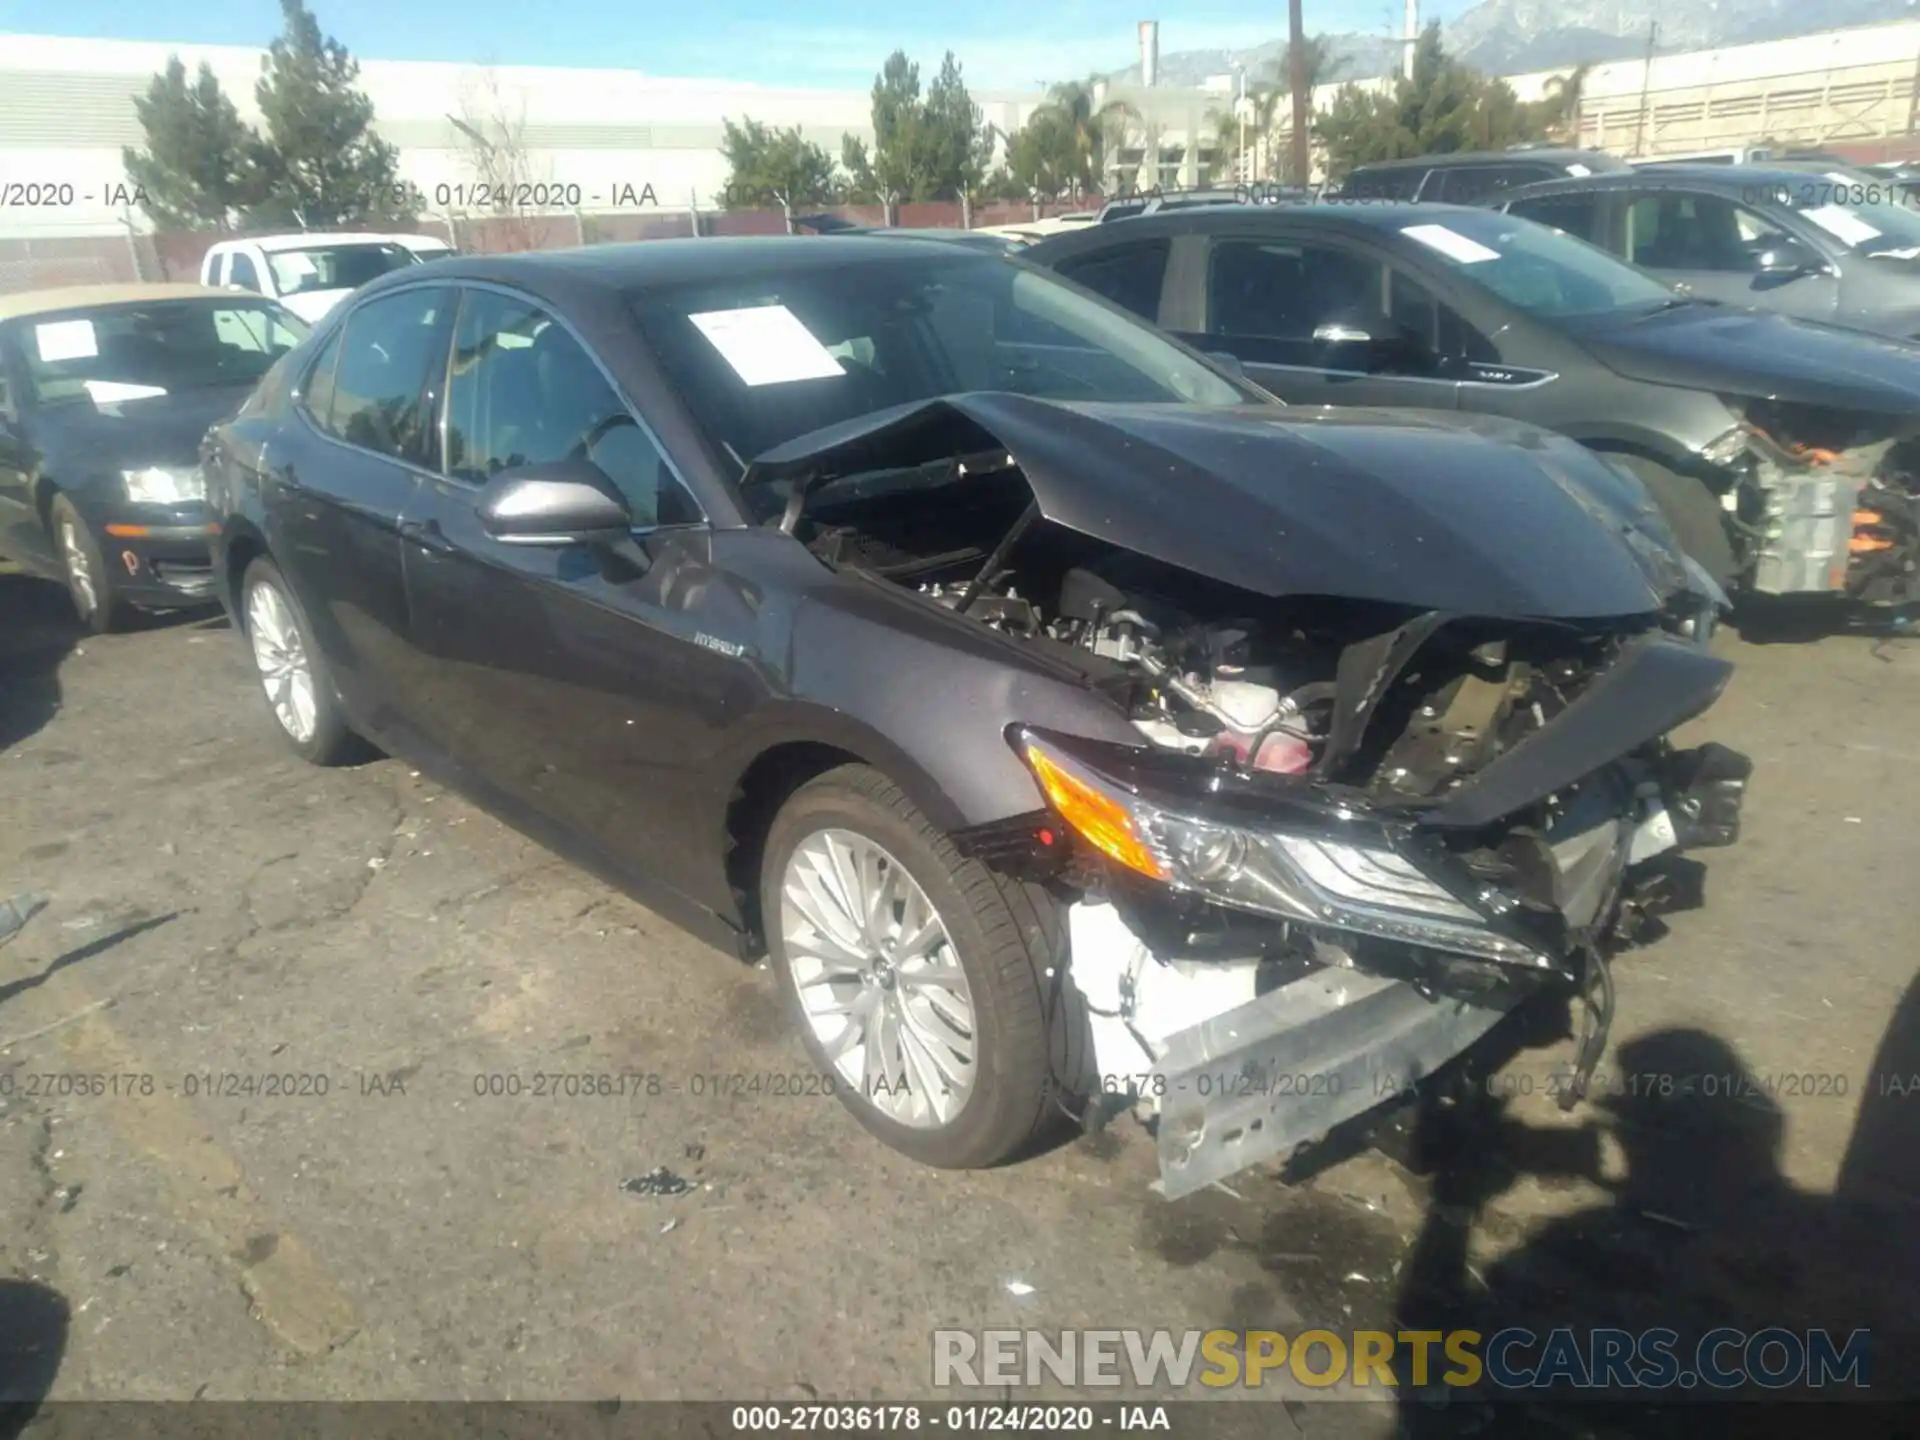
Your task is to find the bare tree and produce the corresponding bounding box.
[450,66,562,253]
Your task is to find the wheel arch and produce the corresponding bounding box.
[716,710,989,950]
[219,518,271,621]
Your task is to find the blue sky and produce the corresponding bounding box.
[0,0,1479,89]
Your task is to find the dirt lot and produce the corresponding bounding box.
[1,568,1917,1429]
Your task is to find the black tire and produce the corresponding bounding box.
[48,494,134,634]
[1609,453,1740,591]
[761,763,1086,1170]
[238,556,364,766]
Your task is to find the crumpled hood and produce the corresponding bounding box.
[748,393,1691,621]
[1581,304,1920,412]
[35,383,254,474]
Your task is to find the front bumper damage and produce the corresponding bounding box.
[1047,737,1751,1201]
[1069,901,1523,1200]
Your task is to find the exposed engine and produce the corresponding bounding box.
[918,550,1614,804]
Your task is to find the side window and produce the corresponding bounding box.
[1206,239,1490,373]
[1625,191,1794,271]
[299,327,343,424]
[1342,168,1420,200]
[1050,241,1171,322]
[1430,167,1533,204]
[229,252,262,293]
[204,251,226,287]
[1208,238,1386,341]
[318,287,453,464]
[444,289,700,528]
[1509,192,1606,247]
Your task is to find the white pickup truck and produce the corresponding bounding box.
[198,233,455,322]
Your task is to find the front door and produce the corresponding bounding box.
[399,285,728,900]
[1620,188,1842,322]
[1181,232,1469,412]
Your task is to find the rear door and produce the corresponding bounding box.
[1618,185,1842,320]
[266,284,455,731]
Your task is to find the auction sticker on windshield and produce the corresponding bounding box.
[34,319,98,363]
[1401,224,1502,264]
[690,304,846,386]
[1800,205,1881,247]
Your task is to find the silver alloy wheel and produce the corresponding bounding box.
[58,517,96,617]
[779,828,977,1128]
[247,580,318,744]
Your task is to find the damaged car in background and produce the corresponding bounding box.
[1025,202,1920,620]
[202,238,1749,1200]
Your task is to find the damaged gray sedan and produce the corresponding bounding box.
[205,238,1750,1199]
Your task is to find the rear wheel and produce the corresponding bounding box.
[50,494,133,634]
[240,556,363,765]
[761,764,1083,1170]
[1609,453,1740,591]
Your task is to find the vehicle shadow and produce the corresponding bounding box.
[1732,594,1916,647]
[0,1278,69,1434]
[0,576,81,756]
[0,574,226,756]
[1387,1021,1920,1436]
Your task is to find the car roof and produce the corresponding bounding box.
[0,282,236,322]
[220,232,427,253]
[1347,148,1626,173]
[1499,162,1849,203]
[357,235,1016,306]
[1023,202,1498,261]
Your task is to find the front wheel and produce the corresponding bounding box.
[240,556,364,766]
[761,764,1084,1170]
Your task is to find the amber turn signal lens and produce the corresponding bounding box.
[1022,743,1166,881]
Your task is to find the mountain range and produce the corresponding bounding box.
[1105,0,1916,87]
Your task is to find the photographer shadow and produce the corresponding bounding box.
[1390,1025,1919,1437]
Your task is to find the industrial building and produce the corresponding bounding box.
[0,16,1916,254]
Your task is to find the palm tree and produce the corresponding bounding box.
[1261,35,1338,98]
[1044,75,1141,192]
[1540,62,1592,144]
[1261,34,1338,185]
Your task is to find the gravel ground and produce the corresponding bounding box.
[1,568,1916,1432]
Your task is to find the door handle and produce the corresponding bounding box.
[399,518,456,555]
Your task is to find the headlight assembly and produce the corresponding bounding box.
[122,466,205,504]
[1017,733,1554,969]
[1699,426,1750,468]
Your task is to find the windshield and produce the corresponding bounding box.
[265,242,418,296]
[22,299,311,407]
[630,249,1255,471]
[1760,178,1920,257]
[1396,208,1679,318]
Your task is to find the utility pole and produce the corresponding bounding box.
[1238,66,1248,185]
[1288,0,1311,186]
[1403,0,1418,80]
[1633,21,1658,158]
